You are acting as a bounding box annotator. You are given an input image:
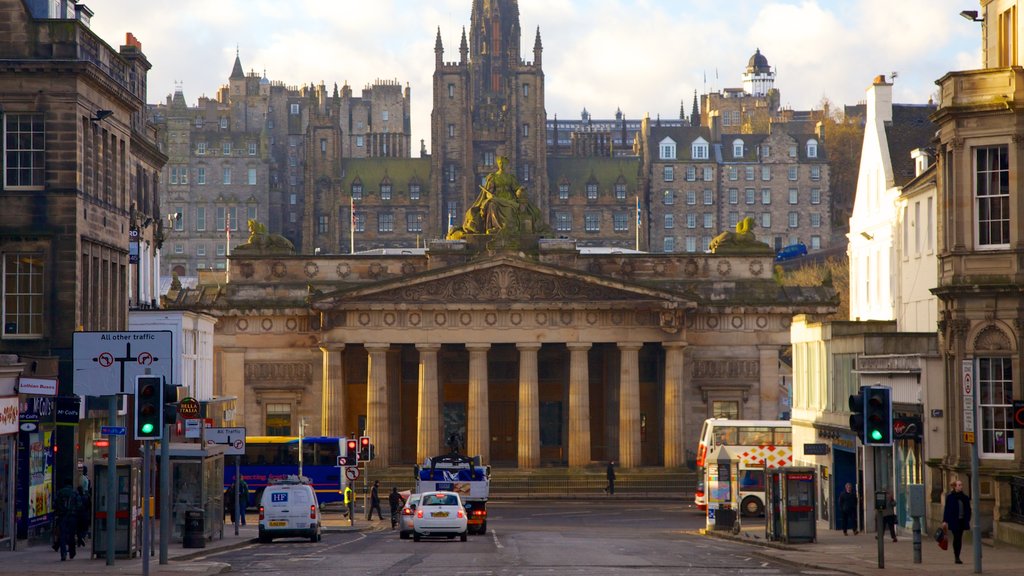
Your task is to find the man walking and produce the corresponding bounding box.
[233,476,249,525]
[942,479,971,564]
[838,482,859,535]
[388,487,403,530]
[604,460,616,495]
[367,480,384,520]
[54,479,79,561]
[343,482,354,520]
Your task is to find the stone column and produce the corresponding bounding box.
[618,342,643,468]
[466,344,491,463]
[220,349,247,427]
[365,344,390,467]
[517,343,542,469]
[663,342,688,468]
[567,342,592,467]
[319,344,346,437]
[416,343,442,463]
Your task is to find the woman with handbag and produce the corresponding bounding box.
[942,479,971,565]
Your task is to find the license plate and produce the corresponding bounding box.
[269,520,287,527]
[431,511,449,518]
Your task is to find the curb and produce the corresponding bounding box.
[701,528,861,576]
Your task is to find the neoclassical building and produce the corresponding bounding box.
[165,241,834,469]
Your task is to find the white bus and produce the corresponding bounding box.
[694,418,793,516]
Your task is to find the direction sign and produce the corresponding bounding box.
[206,427,247,456]
[345,467,360,481]
[101,426,127,436]
[73,331,173,397]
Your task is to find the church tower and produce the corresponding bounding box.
[431,0,548,236]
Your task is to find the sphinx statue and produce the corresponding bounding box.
[708,216,772,254]
[232,219,296,255]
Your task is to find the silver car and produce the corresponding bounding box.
[399,493,421,539]
[412,491,468,542]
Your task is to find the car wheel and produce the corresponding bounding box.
[479,521,487,535]
[259,534,271,543]
[460,530,468,542]
[400,531,409,540]
[413,533,421,542]
[741,496,764,517]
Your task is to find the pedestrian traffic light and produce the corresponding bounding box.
[359,435,371,461]
[848,387,867,444]
[134,375,164,440]
[864,386,893,446]
[345,438,359,465]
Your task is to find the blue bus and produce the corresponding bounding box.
[225,436,344,507]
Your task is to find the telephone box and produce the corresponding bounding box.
[92,458,142,559]
[766,467,817,543]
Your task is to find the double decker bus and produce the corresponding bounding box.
[694,419,792,516]
[225,436,344,507]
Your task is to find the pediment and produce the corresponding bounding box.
[313,258,689,308]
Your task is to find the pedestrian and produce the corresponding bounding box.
[367,480,383,520]
[838,482,858,535]
[343,482,354,519]
[942,479,971,565]
[233,476,249,525]
[388,487,403,530]
[75,485,91,547]
[881,489,897,543]
[79,466,90,496]
[604,460,616,495]
[54,479,79,561]
[223,486,234,523]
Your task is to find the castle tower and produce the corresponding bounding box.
[431,0,548,236]
[742,48,775,97]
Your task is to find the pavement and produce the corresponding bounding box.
[702,518,1024,576]
[0,509,390,576]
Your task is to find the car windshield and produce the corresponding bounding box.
[421,494,459,506]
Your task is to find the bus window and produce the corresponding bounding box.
[739,469,765,492]
[242,443,287,466]
[714,427,738,446]
[773,429,792,445]
[739,427,772,445]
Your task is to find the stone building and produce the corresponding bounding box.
[0,0,165,527]
[165,240,834,470]
[930,0,1024,547]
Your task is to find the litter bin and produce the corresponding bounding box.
[183,509,206,548]
[714,505,737,531]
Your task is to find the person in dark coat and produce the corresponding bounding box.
[75,485,91,547]
[388,487,403,529]
[837,482,858,535]
[942,479,972,564]
[54,479,79,561]
[367,480,383,520]
[604,461,616,495]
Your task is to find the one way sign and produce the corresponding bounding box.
[205,427,246,455]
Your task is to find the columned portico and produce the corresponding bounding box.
[567,342,592,467]
[618,342,643,468]
[416,343,442,463]
[466,343,492,463]
[320,344,346,437]
[516,343,541,469]
[365,343,390,467]
[663,342,687,468]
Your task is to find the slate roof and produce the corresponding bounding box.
[341,158,432,197]
[886,105,937,187]
[547,157,642,190]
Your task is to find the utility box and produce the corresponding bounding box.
[908,484,926,517]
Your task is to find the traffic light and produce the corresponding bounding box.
[134,375,164,440]
[864,386,892,446]
[163,382,180,425]
[359,436,372,461]
[848,387,867,444]
[344,438,359,465]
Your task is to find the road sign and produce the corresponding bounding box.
[101,426,127,436]
[73,331,173,397]
[963,431,975,444]
[962,360,975,434]
[345,467,360,481]
[206,427,246,456]
[337,455,356,467]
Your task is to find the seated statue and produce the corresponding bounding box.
[232,219,295,255]
[708,216,772,254]
[447,156,550,240]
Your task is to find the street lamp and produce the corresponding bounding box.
[959,10,982,22]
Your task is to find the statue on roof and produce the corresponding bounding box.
[708,216,772,254]
[447,156,550,241]
[232,219,295,255]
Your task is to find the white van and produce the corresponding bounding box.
[258,476,322,543]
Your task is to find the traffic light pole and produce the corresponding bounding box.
[159,423,170,564]
[142,440,150,576]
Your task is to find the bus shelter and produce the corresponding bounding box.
[766,467,817,543]
[167,443,225,543]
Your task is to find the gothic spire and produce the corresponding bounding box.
[230,46,244,80]
[691,90,701,127]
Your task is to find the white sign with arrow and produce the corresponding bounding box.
[205,427,246,456]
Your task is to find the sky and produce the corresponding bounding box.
[83,0,981,152]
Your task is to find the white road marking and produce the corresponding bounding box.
[491,529,503,549]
